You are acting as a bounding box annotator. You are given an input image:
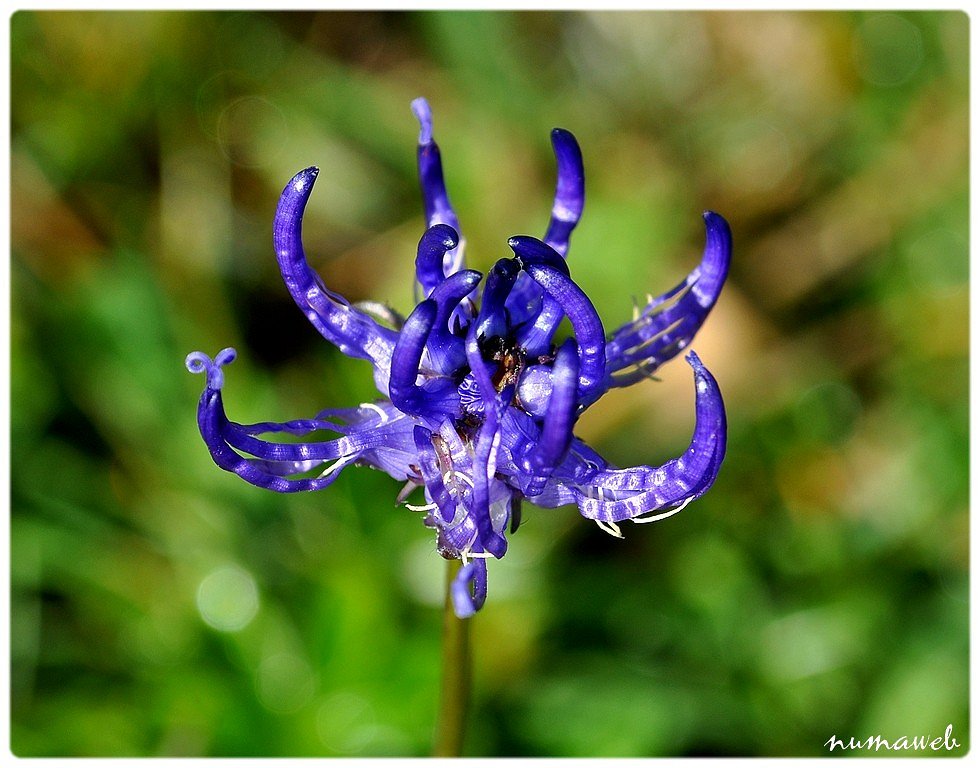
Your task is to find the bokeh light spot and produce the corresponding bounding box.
[256,653,316,714]
[316,692,378,754]
[196,564,259,632]
[853,13,924,87]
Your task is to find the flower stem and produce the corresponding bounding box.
[432,559,471,757]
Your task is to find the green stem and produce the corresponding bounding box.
[432,559,472,757]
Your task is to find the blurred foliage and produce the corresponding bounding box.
[10,10,968,757]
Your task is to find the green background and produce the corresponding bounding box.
[10,10,969,757]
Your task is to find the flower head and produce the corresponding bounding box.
[187,98,731,617]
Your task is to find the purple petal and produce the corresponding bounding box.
[463,324,508,558]
[425,269,482,375]
[451,557,488,618]
[605,212,731,385]
[508,235,570,276]
[412,97,465,277]
[507,435,607,509]
[504,271,543,330]
[187,350,362,492]
[474,258,520,342]
[543,128,585,257]
[273,168,398,379]
[515,294,564,360]
[413,425,456,524]
[388,300,459,420]
[411,96,433,145]
[524,262,606,406]
[415,223,459,298]
[508,236,571,357]
[573,351,727,522]
[520,338,580,497]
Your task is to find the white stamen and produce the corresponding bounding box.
[632,496,694,524]
[404,501,439,512]
[595,519,624,538]
[397,480,422,504]
[451,471,475,490]
[317,456,354,480]
[360,402,388,424]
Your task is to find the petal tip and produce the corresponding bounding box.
[288,167,319,195]
[185,350,210,374]
[702,210,730,231]
[432,222,459,247]
[411,97,433,144]
[186,348,236,389]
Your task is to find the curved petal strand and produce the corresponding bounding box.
[508,235,571,276]
[426,269,482,375]
[520,338,580,497]
[605,212,732,386]
[415,223,459,297]
[508,235,571,357]
[574,352,727,522]
[413,425,457,525]
[273,167,398,375]
[187,350,362,492]
[388,300,459,420]
[412,97,465,276]
[474,258,520,342]
[464,325,508,558]
[451,557,488,618]
[524,262,606,406]
[543,128,585,257]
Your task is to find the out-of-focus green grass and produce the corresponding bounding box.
[10,10,968,757]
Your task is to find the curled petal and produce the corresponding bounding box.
[388,299,436,416]
[388,300,458,420]
[185,348,236,390]
[451,557,488,618]
[474,258,521,342]
[605,212,732,386]
[543,128,585,258]
[413,425,457,525]
[524,262,606,405]
[574,351,727,522]
[503,271,543,330]
[520,338,580,497]
[416,223,459,298]
[508,235,571,357]
[508,235,571,276]
[463,324,508,558]
[273,167,398,376]
[412,97,465,277]
[425,269,482,375]
[187,350,365,492]
[516,292,564,360]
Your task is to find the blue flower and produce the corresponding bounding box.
[187,98,731,617]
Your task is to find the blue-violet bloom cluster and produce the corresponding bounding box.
[187,98,731,617]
